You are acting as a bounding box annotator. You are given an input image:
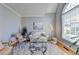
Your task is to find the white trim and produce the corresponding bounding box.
[1,3,21,17]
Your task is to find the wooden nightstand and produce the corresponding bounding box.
[0,42,13,55]
[0,47,13,55]
[48,37,57,44]
[48,36,52,42]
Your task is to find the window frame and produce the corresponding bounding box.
[62,3,79,43]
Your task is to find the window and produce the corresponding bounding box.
[62,3,79,43]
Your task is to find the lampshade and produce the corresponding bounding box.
[49,24,53,32]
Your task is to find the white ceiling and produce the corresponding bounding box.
[5,3,58,17]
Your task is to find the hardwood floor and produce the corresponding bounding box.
[56,40,76,55]
[56,44,76,55]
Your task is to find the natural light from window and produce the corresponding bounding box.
[62,3,79,43]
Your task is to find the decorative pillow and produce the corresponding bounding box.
[41,33,46,37]
[16,33,23,39]
[0,41,4,50]
[16,33,23,42]
[39,36,47,42]
[10,37,16,42]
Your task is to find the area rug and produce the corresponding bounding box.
[12,42,64,55]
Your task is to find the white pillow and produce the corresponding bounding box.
[10,37,16,42]
[39,36,47,42]
[16,33,23,40]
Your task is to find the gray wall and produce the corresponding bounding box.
[55,3,71,44]
[0,4,21,42]
[56,3,65,40]
[21,13,56,36]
